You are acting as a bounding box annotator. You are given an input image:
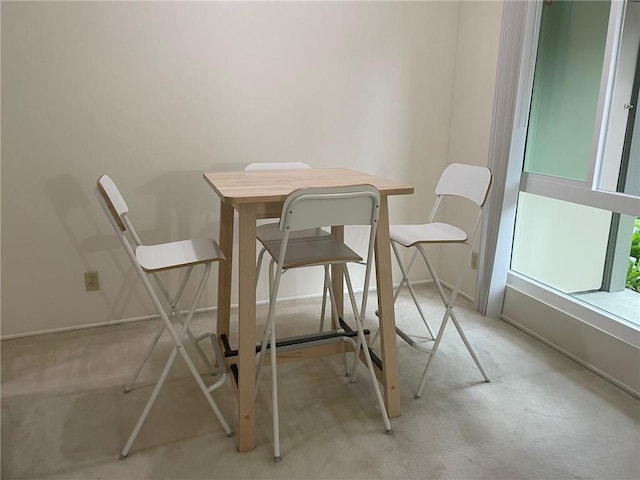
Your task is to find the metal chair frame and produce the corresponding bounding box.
[255,184,392,462]
[245,162,333,331]
[95,175,233,459]
[389,163,492,398]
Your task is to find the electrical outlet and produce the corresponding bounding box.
[84,271,100,291]
[471,252,479,270]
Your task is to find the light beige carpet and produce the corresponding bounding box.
[2,285,639,479]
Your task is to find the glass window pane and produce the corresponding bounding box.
[512,192,611,293]
[599,0,640,194]
[523,1,610,181]
[511,192,639,326]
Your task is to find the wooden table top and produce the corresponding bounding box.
[203,168,414,204]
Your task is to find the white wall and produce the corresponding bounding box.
[503,284,640,397]
[438,1,503,298]
[2,1,501,337]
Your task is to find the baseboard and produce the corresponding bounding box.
[502,286,640,399]
[0,311,205,341]
[0,279,452,341]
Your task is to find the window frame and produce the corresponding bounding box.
[520,0,639,219]
[481,0,640,345]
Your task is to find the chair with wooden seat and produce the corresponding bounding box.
[245,162,332,331]
[389,163,492,398]
[95,174,233,459]
[255,184,392,462]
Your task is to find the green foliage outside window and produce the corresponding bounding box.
[627,218,640,292]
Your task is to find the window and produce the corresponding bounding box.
[511,0,640,327]
[523,1,610,182]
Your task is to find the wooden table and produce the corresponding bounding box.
[203,167,414,452]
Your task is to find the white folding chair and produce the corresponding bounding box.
[389,163,492,398]
[95,175,233,459]
[255,184,392,462]
[245,162,331,331]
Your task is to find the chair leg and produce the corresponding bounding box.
[124,322,166,393]
[175,332,234,437]
[371,245,435,346]
[269,259,276,300]
[165,264,234,436]
[270,319,281,463]
[339,263,392,434]
[124,268,206,392]
[121,328,233,459]
[255,262,281,395]
[255,259,285,461]
[121,263,233,458]
[152,269,216,375]
[324,269,351,377]
[392,246,418,303]
[448,311,490,383]
[258,252,387,460]
[120,344,179,459]
[254,316,271,397]
[357,327,392,434]
[256,247,267,289]
[206,333,229,385]
[391,242,436,339]
[318,266,330,332]
[413,306,490,399]
[184,328,216,375]
[414,309,449,399]
[412,245,489,398]
[343,267,362,382]
[351,290,392,434]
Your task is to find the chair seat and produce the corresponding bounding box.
[136,238,224,272]
[389,222,467,247]
[262,235,362,270]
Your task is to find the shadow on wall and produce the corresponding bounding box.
[136,163,244,243]
[83,168,238,320]
[45,173,147,324]
[135,168,238,306]
[137,170,223,243]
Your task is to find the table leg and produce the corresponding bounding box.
[237,203,257,451]
[217,202,234,341]
[374,196,402,417]
[330,225,345,326]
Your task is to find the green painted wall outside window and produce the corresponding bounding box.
[524,1,610,181]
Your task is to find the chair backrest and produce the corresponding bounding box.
[245,162,312,171]
[96,174,129,231]
[279,184,380,233]
[95,174,145,250]
[278,185,381,319]
[435,163,492,207]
